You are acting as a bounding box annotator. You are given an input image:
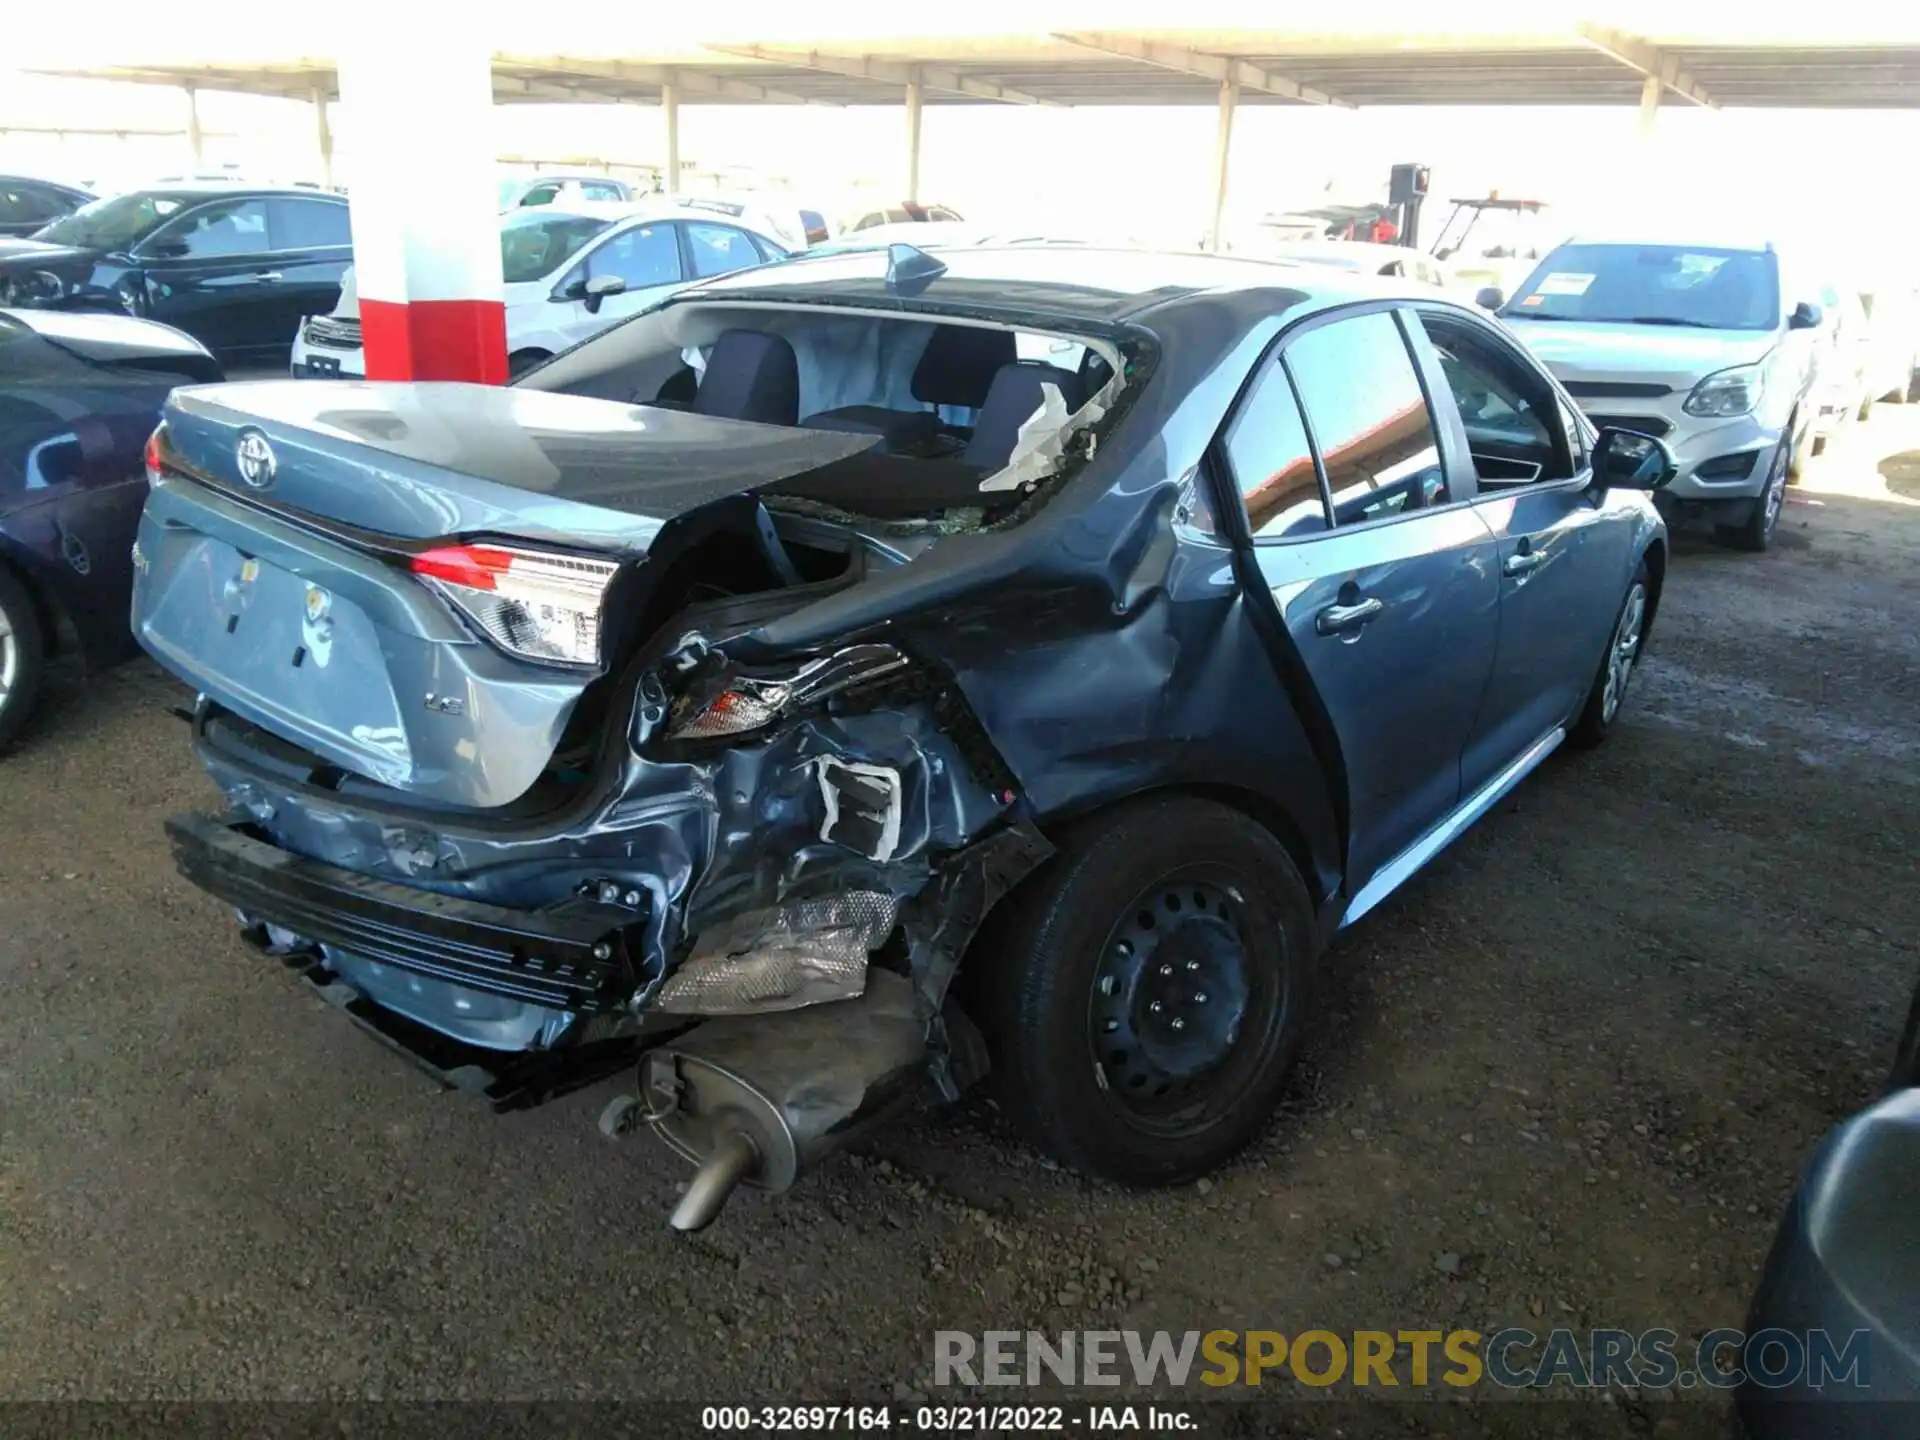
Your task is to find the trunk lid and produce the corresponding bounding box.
[134,381,871,809]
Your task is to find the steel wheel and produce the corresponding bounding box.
[1085,866,1286,1133]
[1600,580,1647,724]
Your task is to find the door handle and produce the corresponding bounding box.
[1315,596,1385,636]
[1503,548,1548,577]
[251,271,284,283]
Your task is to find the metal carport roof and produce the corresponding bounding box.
[32,26,1920,110]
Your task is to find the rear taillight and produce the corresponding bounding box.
[143,423,170,479]
[409,543,618,669]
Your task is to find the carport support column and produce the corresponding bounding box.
[905,69,924,204]
[183,83,204,170]
[1209,77,1238,252]
[662,79,681,197]
[336,37,507,383]
[312,86,334,191]
[1638,73,1661,139]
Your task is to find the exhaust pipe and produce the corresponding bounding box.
[640,970,927,1231]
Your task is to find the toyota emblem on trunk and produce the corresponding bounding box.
[235,429,277,489]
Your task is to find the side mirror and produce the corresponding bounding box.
[1591,426,1676,492]
[581,273,625,314]
[1475,285,1506,311]
[1788,301,1823,330]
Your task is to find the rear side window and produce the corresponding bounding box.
[267,198,350,250]
[1223,358,1328,539]
[0,184,70,225]
[580,181,625,202]
[1285,312,1447,526]
[685,223,763,279]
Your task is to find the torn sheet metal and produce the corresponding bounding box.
[654,890,901,1015]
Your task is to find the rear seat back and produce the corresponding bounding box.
[962,362,1086,472]
[911,325,1018,411]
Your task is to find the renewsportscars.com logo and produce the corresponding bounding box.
[934,1328,1872,1392]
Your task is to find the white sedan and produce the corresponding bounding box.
[290,203,792,381]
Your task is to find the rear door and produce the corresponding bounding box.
[137,196,282,358]
[1409,306,1635,791]
[263,197,354,345]
[1231,306,1502,893]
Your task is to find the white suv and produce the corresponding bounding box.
[1497,238,1822,553]
[290,203,791,381]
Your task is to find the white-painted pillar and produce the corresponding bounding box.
[905,69,924,203]
[1209,77,1239,252]
[662,80,681,197]
[336,35,506,382]
[1638,74,1662,139]
[312,86,334,190]
[183,83,204,170]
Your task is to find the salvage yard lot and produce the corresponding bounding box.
[2,412,1917,1435]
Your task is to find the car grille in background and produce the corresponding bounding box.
[304,315,362,349]
[1583,412,1673,437]
[1562,380,1674,399]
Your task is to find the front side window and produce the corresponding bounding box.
[585,223,681,290]
[1223,357,1327,539]
[581,181,625,202]
[154,199,271,258]
[1286,312,1447,526]
[518,182,561,208]
[685,223,762,279]
[1505,243,1781,331]
[498,211,614,283]
[1420,324,1570,484]
[1,185,69,225]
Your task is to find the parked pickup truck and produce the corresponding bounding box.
[133,246,1671,1227]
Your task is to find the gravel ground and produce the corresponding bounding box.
[2,409,1917,1437]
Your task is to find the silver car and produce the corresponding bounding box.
[1494,239,1823,553]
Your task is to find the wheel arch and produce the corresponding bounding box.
[1639,535,1667,642]
[0,546,64,660]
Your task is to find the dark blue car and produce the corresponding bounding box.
[0,307,221,747]
[131,247,1672,1227]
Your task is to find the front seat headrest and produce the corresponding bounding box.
[911,325,1018,411]
[694,329,799,426]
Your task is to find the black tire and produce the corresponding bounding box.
[1568,562,1650,749]
[0,564,48,752]
[1889,976,1920,1093]
[1716,433,1790,553]
[973,795,1317,1186]
[507,349,551,381]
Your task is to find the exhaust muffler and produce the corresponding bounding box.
[637,970,927,1230]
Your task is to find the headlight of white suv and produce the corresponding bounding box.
[1683,364,1765,418]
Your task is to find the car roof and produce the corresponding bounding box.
[1556,234,1778,254]
[685,244,1425,326]
[131,185,344,202]
[1,173,91,194]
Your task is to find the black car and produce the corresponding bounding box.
[0,175,93,239]
[1740,984,1920,1437]
[0,186,351,364]
[0,307,222,748]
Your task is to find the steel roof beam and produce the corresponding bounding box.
[1051,31,1351,108]
[1575,25,1716,107]
[708,45,1056,106]
[500,56,821,106]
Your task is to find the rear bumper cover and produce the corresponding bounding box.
[166,812,644,1014]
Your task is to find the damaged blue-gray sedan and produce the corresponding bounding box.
[132,246,1674,1227]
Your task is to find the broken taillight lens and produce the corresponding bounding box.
[664,643,910,742]
[409,543,618,668]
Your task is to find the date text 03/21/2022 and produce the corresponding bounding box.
[700,1405,1194,1432]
